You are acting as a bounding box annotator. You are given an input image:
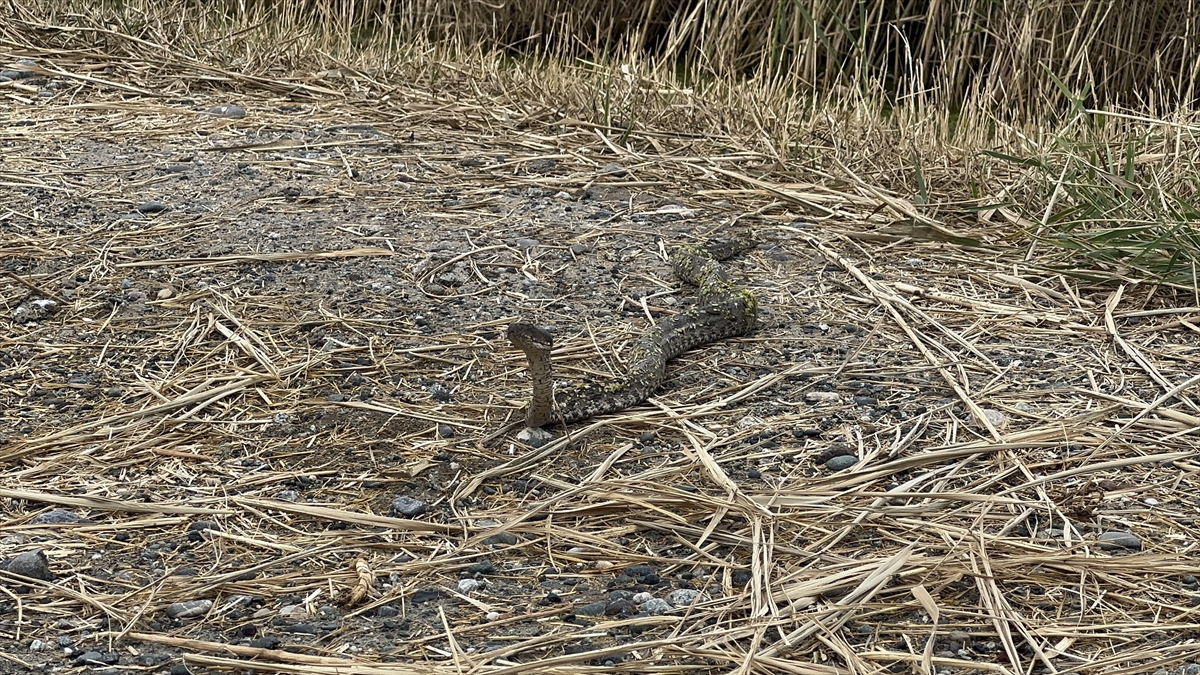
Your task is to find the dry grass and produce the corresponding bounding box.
[4,1,1200,674]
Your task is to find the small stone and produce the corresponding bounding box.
[665,589,703,607]
[516,426,553,446]
[576,601,607,616]
[604,599,635,615]
[638,431,656,445]
[249,636,281,649]
[391,497,427,517]
[632,592,654,604]
[74,651,117,666]
[206,105,246,118]
[825,455,858,471]
[806,391,841,404]
[457,578,480,593]
[136,201,168,214]
[376,605,400,617]
[639,598,672,615]
[156,287,174,300]
[437,424,455,438]
[1098,531,1142,551]
[467,559,497,575]
[570,243,590,255]
[598,163,627,177]
[169,664,191,675]
[980,408,1008,430]
[6,550,53,580]
[326,393,346,402]
[165,599,212,619]
[428,383,451,402]
[485,611,501,621]
[483,532,518,546]
[747,468,761,479]
[857,624,873,634]
[410,588,443,603]
[1183,576,1197,585]
[424,283,447,295]
[30,509,86,525]
[515,238,539,250]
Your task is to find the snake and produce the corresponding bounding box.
[507,235,757,429]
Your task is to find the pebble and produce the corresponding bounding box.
[165,599,212,619]
[825,455,858,471]
[74,651,119,666]
[485,611,501,621]
[632,592,654,604]
[6,550,53,580]
[467,559,497,575]
[598,163,628,177]
[638,431,656,445]
[457,579,480,593]
[410,588,444,603]
[136,201,168,213]
[980,408,1008,430]
[483,532,518,546]
[12,298,58,322]
[554,191,573,200]
[391,496,427,517]
[639,598,672,615]
[30,509,87,524]
[576,601,607,616]
[1098,531,1142,551]
[569,243,590,255]
[437,424,455,438]
[806,391,842,404]
[427,383,451,402]
[249,636,281,649]
[206,104,246,118]
[665,589,703,607]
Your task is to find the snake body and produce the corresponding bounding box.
[507,236,757,428]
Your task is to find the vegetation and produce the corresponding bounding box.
[9,0,1199,288]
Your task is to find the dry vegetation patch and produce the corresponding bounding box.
[2,3,1200,675]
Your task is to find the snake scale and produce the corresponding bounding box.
[507,235,757,429]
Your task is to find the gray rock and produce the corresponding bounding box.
[437,424,455,438]
[165,599,212,619]
[665,589,703,607]
[576,601,606,616]
[6,550,53,580]
[206,105,246,118]
[570,243,591,255]
[136,201,168,213]
[639,598,671,615]
[30,509,87,524]
[74,651,119,666]
[458,578,480,593]
[598,163,627,177]
[1098,531,1142,551]
[391,497,427,517]
[427,383,451,402]
[483,532,518,546]
[825,455,858,471]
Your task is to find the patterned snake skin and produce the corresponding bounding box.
[507,236,757,428]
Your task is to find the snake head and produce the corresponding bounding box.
[507,322,554,353]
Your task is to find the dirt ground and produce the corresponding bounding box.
[5,70,1200,675]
